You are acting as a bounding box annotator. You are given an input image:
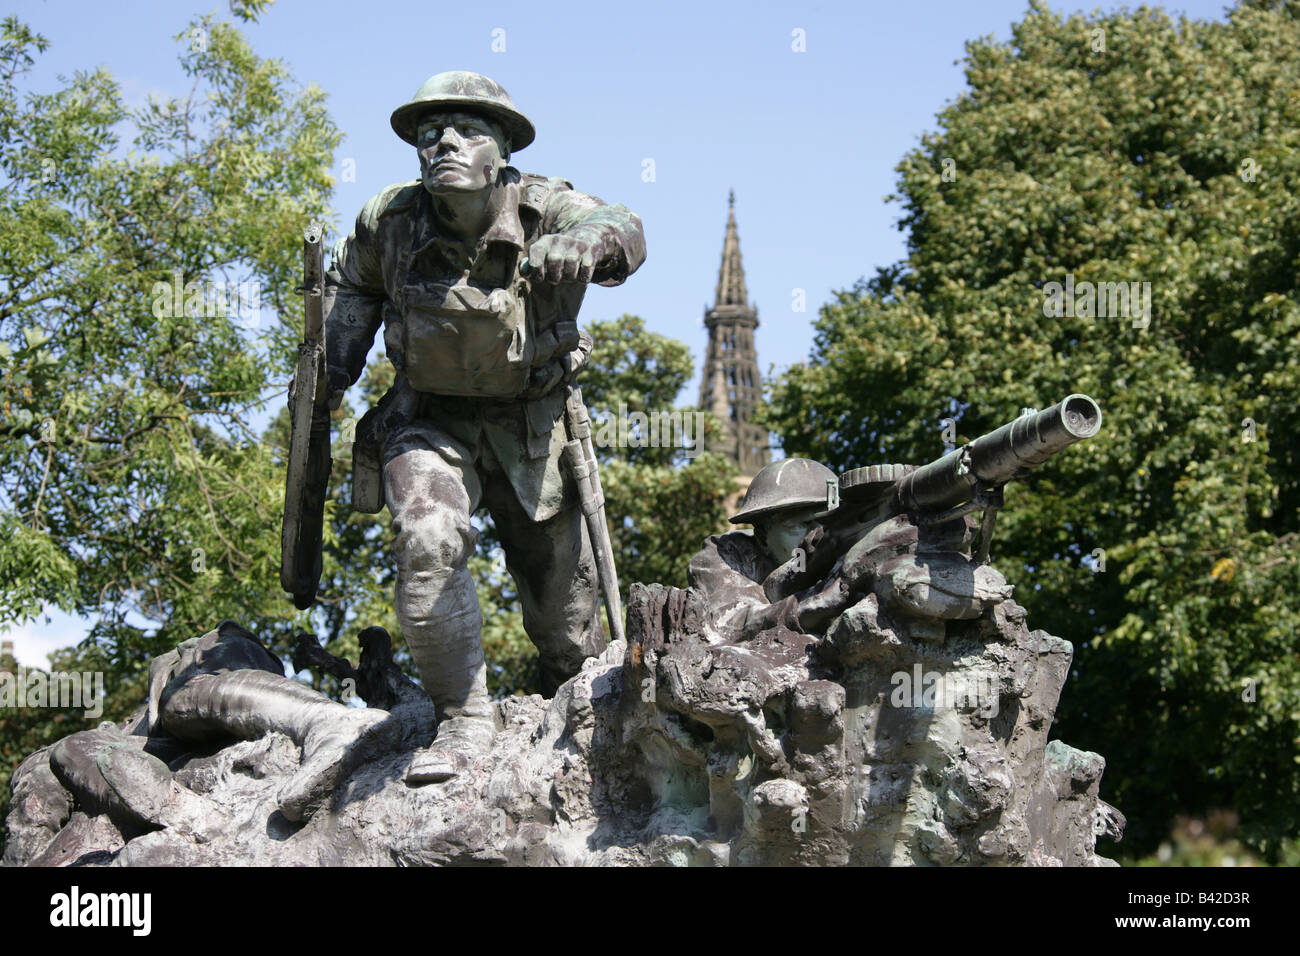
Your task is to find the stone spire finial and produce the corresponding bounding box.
[714,189,749,310]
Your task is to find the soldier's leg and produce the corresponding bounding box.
[160,669,336,745]
[160,669,394,822]
[484,475,603,696]
[385,425,497,783]
[383,427,492,725]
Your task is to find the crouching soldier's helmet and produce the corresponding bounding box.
[730,458,838,525]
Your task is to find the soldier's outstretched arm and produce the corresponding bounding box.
[532,177,646,287]
[323,192,389,406]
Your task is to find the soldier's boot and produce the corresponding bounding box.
[164,668,395,823]
[276,705,396,823]
[94,739,232,843]
[405,714,497,785]
[50,725,231,843]
[399,564,496,785]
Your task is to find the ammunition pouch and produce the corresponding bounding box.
[396,277,533,399]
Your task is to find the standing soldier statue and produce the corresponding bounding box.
[284,71,646,783]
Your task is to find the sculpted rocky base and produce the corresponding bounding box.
[3,583,1122,866]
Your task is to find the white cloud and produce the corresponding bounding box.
[0,609,90,669]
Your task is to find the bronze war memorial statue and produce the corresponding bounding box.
[3,73,1125,867]
[282,70,644,784]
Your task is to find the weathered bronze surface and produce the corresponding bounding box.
[319,71,645,780]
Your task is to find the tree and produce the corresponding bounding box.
[763,0,1300,858]
[0,10,339,846]
[583,314,739,592]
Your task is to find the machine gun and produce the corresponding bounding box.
[768,394,1104,600]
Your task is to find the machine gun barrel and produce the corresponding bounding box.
[762,395,1105,600]
[893,394,1103,516]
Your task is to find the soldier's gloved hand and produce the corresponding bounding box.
[526,230,612,284]
[799,525,847,579]
[764,525,837,602]
[796,575,856,633]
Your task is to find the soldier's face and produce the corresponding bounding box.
[760,507,823,566]
[416,111,508,194]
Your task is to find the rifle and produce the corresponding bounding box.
[768,394,1104,599]
[280,222,332,610]
[562,385,624,645]
[517,253,624,645]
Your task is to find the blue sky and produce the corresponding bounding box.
[5,0,1235,664]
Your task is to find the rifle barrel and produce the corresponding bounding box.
[303,224,324,341]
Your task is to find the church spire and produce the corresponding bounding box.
[699,190,769,478]
[714,188,749,310]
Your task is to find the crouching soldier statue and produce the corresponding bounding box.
[689,456,1014,644]
[319,72,646,783]
[688,458,843,642]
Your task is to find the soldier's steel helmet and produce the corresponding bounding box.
[390,71,535,152]
[729,458,838,525]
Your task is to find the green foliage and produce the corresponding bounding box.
[762,0,1300,858]
[0,11,339,849]
[1131,811,1300,867]
[582,315,739,592]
